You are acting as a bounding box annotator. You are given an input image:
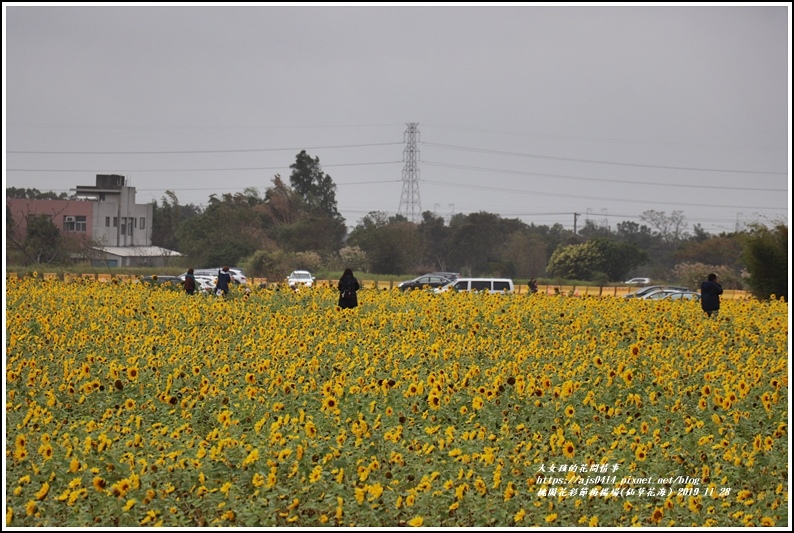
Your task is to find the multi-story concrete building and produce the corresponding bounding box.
[7,174,181,267]
[74,173,153,247]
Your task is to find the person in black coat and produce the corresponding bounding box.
[337,268,361,309]
[700,273,723,317]
[216,266,232,296]
[528,278,538,294]
[183,268,196,295]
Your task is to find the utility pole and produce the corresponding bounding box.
[573,212,580,235]
[398,123,421,223]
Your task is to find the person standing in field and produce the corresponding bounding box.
[700,273,723,318]
[216,266,232,296]
[183,268,196,295]
[528,278,538,294]
[337,268,361,309]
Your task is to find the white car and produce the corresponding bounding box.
[227,268,247,285]
[625,277,651,285]
[179,268,247,285]
[434,278,514,294]
[193,275,218,294]
[287,270,315,289]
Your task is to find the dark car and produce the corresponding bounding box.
[141,275,182,287]
[624,285,688,299]
[428,272,460,281]
[398,273,457,292]
[641,288,690,300]
[661,291,701,301]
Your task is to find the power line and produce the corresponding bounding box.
[12,176,783,213]
[422,142,786,175]
[420,123,788,152]
[422,161,787,192]
[11,158,783,194]
[7,142,403,155]
[420,179,784,211]
[7,179,401,195]
[132,179,401,192]
[8,121,405,131]
[7,123,787,231]
[6,161,403,172]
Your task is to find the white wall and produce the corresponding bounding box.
[91,187,153,246]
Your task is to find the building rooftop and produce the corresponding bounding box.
[92,246,182,257]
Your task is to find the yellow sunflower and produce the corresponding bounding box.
[635,445,647,461]
[563,441,575,459]
[322,396,338,410]
[650,507,664,524]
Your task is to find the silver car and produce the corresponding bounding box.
[180,268,247,285]
[624,285,688,299]
[398,273,456,292]
[661,291,701,301]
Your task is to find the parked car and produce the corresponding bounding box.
[641,289,688,300]
[661,291,701,301]
[624,277,651,285]
[193,275,218,294]
[179,268,247,285]
[435,278,515,294]
[624,285,688,299]
[398,273,457,292]
[227,267,247,285]
[141,275,182,287]
[428,272,460,282]
[287,270,315,289]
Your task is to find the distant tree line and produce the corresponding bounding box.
[6,187,73,200]
[5,152,788,301]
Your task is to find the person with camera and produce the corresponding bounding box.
[337,268,361,309]
[700,273,723,318]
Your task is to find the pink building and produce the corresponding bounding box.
[7,198,94,237]
[7,174,181,267]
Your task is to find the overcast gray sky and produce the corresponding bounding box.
[3,3,791,234]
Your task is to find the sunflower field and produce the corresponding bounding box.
[4,276,789,527]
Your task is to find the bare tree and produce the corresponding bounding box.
[639,210,689,244]
[6,201,69,265]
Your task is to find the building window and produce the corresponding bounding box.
[139,217,146,229]
[64,215,87,232]
[105,217,110,227]
[120,218,126,235]
[113,217,118,227]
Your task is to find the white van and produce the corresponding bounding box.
[435,277,515,294]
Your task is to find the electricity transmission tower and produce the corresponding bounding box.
[398,122,421,223]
